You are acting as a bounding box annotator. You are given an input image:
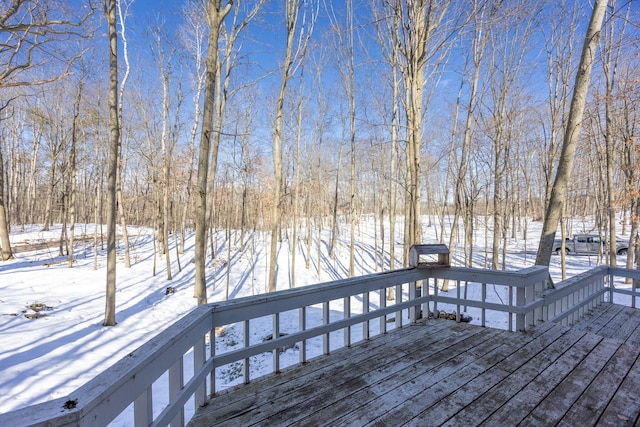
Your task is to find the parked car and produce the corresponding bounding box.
[553,234,628,255]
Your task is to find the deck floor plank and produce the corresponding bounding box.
[403,324,586,426]
[573,303,624,334]
[592,305,635,339]
[474,332,605,426]
[568,303,611,331]
[556,342,640,426]
[618,308,640,347]
[189,304,640,427]
[605,306,640,342]
[365,322,567,427]
[324,332,524,426]
[281,326,502,426]
[189,320,475,426]
[242,323,493,426]
[525,336,622,425]
[597,349,640,425]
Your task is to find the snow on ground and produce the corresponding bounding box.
[0,217,633,423]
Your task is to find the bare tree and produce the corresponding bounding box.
[449,0,497,271]
[326,0,358,276]
[116,0,133,268]
[194,0,233,305]
[0,127,11,260]
[372,0,403,293]
[268,0,316,292]
[179,1,208,254]
[539,0,582,277]
[599,0,631,266]
[390,0,451,264]
[290,69,306,288]
[0,0,92,89]
[535,0,608,268]
[0,1,93,259]
[103,0,119,327]
[68,78,84,268]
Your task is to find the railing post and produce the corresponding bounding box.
[299,306,307,364]
[516,287,525,331]
[272,313,280,373]
[134,387,152,427]
[380,288,387,334]
[481,282,487,327]
[456,280,461,323]
[609,270,614,303]
[508,286,514,332]
[194,337,206,407]
[395,283,402,329]
[344,296,351,347]
[169,358,184,427]
[243,320,250,383]
[433,279,439,319]
[409,281,417,323]
[422,279,430,320]
[323,301,330,355]
[363,291,370,340]
[524,281,533,328]
[534,280,543,325]
[210,327,216,397]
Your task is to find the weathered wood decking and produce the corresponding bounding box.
[189,303,640,426]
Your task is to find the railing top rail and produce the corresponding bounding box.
[209,267,428,325]
[427,265,549,287]
[608,266,640,280]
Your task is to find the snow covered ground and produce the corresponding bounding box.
[0,217,632,424]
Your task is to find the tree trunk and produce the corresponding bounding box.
[194,1,232,305]
[269,0,301,292]
[68,81,82,268]
[291,71,305,288]
[116,0,131,269]
[42,160,57,231]
[103,0,119,327]
[535,0,608,268]
[0,145,13,261]
[329,143,343,259]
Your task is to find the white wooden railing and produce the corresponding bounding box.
[2,262,639,427]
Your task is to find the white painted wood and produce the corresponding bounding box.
[362,291,370,340]
[242,320,249,384]
[169,358,184,427]
[134,386,152,427]
[379,288,386,335]
[343,296,351,347]
[193,338,206,408]
[272,312,280,373]
[6,265,640,427]
[299,306,306,364]
[209,328,215,396]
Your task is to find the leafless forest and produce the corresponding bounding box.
[1,1,639,295]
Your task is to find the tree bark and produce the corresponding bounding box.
[535,0,608,268]
[194,0,232,305]
[268,0,303,292]
[0,144,13,260]
[116,0,132,269]
[103,0,119,327]
[68,81,82,268]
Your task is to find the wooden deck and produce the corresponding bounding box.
[188,303,640,426]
